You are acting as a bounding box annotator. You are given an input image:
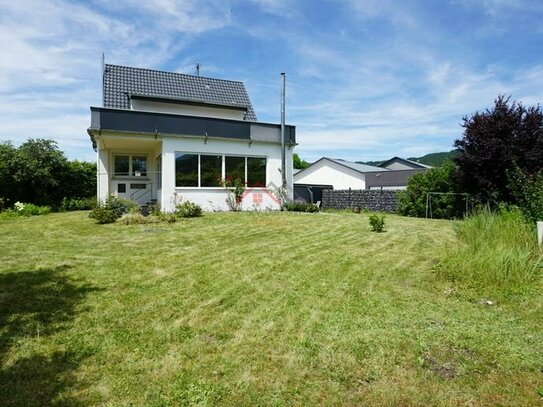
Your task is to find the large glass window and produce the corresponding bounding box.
[200,155,222,187]
[174,153,267,188]
[225,156,245,183]
[114,155,129,176]
[175,153,198,187]
[247,157,266,187]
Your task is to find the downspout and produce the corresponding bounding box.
[280,73,286,188]
[101,53,105,107]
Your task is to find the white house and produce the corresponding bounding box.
[88,64,295,211]
[293,157,428,193]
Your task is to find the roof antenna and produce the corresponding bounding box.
[101,52,105,107]
[195,62,201,77]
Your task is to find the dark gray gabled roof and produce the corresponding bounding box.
[378,156,432,169]
[103,64,258,121]
[325,158,388,173]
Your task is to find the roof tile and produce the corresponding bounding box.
[103,64,257,121]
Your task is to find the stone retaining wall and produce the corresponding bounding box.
[322,189,399,212]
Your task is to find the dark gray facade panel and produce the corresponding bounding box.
[365,169,426,188]
[90,111,101,129]
[286,126,296,144]
[91,108,250,139]
[90,107,295,143]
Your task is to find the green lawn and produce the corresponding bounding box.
[0,211,541,406]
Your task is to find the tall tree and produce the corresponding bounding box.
[0,142,16,206]
[293,153,310,169]
[61,160,97,201]
[454,96,543,203]
[10,139,69,206]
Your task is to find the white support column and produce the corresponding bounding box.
[537,221,543,246]
[97,139,109,203]
[160,139,176,212]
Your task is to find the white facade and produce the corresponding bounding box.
[91,66,295,211]
[294,158,366,189]
[160,136,292,211]
[96,130,293,212]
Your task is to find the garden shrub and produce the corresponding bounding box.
[89,206,119,224]
[89,195,139,224]
[13,202,51,216]
[60,197,96,211]
[175,201,203,218]
[284,202,319,213]
[508,166,543,224]
[397,161,466,219]
[368,213,386,232]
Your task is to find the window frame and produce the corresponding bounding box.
[174,153,267,189]
[112,153,149,178]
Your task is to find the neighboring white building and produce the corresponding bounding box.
[293,157,428,193]
[88,64,295,211]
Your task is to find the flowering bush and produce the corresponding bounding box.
[12,202,51,216]
[221,177,246,211]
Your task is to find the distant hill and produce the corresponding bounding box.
[358,150,459,167]
[407,150,459,167]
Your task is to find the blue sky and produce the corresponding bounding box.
[1,0,543,162]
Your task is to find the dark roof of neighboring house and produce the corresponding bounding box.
[378,156,432,169]
[294,157,388,179]
[325,158,388,173]
[103,64,258,121]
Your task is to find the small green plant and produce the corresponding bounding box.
[148,202,162,217]
[89,195,139,224]
[369,213,386,232]
[284,201,319,213]
[175,201,203,218]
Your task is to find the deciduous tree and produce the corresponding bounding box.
[454,96,543,203]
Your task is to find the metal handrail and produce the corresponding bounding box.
[130,181,153,203]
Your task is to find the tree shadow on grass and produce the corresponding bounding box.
[0,265,100,406]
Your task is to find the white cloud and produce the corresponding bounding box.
[0,0,233,159]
